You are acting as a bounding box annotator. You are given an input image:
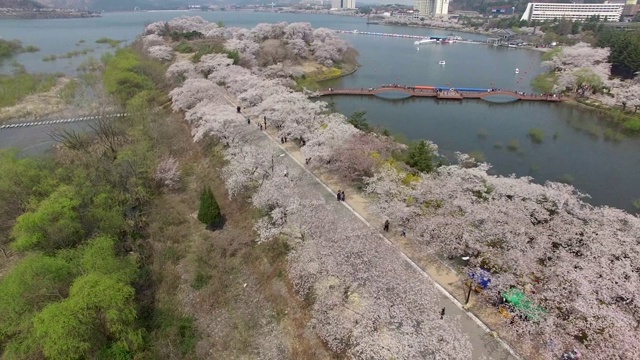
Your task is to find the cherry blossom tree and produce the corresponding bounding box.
[144,21,166,36]
[154,156,180,190]
[166,61,201,85]
[184,101,247,143]
[364,160,640,360]
[169,78,226,112]
[250,22,287,42]
[328,132,398,183]
[311,28,350,67]
[141,34,165,49]
[194,53,234,78]
[146,45,174,62]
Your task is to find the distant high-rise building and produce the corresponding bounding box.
[521,3,623,22]
[331,0,356,9]
[414,0,449,17]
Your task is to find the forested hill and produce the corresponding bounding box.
[32,0,208,11]
[0,0,44,8]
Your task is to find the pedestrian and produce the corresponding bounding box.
[281,137,284,144]
[284,169,288,177]
[283,136,287,143]
[337,190,341,201]
[341,191,346,201]
[236,106,241,113]
[263,116,267,129]
[401,228,406,237]
[247,116,251,124]
[259,123,263,130]
[440,307,445,320]
[384,220,390,232]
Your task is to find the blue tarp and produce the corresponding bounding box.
[468,270,492,288]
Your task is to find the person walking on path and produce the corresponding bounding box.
[236,106,241,113]
[440,307,446,320]
[337,190,342,201]
[401,228,406,237]
[264,116,267,129]
[384,220,390,232]
[340,191,345,202]
[247,116,251,125]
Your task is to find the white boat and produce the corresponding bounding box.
[515,68,520,74]
[414,38,437,45]
[439,60,446,65]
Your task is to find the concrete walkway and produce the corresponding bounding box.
[228,99,521,359]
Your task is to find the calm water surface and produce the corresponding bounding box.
[1,11,639,211]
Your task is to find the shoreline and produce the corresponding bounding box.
[0,9,101,19]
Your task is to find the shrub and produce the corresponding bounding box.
[623,118,640,132]
[506,139,521,151]
[0,39,23,58]
[528,128,545,143]
[96,37,124,48]
[173,41,194,54]
[197,187,221,227]
[406,141,437,173]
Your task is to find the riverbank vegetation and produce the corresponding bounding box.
[95,37,125,48]
[0,38,39,60]
[0,47,178,358]
[0,66,59,108]
[537,40,640,132]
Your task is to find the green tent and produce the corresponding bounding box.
[502,288,546,321]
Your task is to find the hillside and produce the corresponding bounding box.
[0,0,44,8]
[35,0,90,9]
[33,0,211,11]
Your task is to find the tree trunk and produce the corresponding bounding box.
[465,281,473,305]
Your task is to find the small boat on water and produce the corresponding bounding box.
[414,38,437,45]
[439,60,446,65]
[515,68,520,74]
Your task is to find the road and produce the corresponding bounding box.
[0,122,97,155]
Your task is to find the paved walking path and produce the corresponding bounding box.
[227,99,520,359]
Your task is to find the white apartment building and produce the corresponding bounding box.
[520,3,623,22]
[414,0,449,17]
[331,0,356,9]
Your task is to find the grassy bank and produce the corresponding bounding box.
[295,59,359,91]
[0,70,60,108]
[531,72,556,93]
[573,97,640,132]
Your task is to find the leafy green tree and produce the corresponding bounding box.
[103,49,154,105]
[348,110,370,132]
[574,68,604,95]
[406,141,437,173]
[11,185,84,252]
[597,29,640,78]
[197,187,221,226]
[0,150,56,257]
[33,273,142,360]
[79,235,137,282]
[0,254,77,344]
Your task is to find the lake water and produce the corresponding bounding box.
[1,11,639,211]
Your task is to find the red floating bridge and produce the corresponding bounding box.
[317,85,563,102]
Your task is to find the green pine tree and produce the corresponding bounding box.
[197,187,221,226]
